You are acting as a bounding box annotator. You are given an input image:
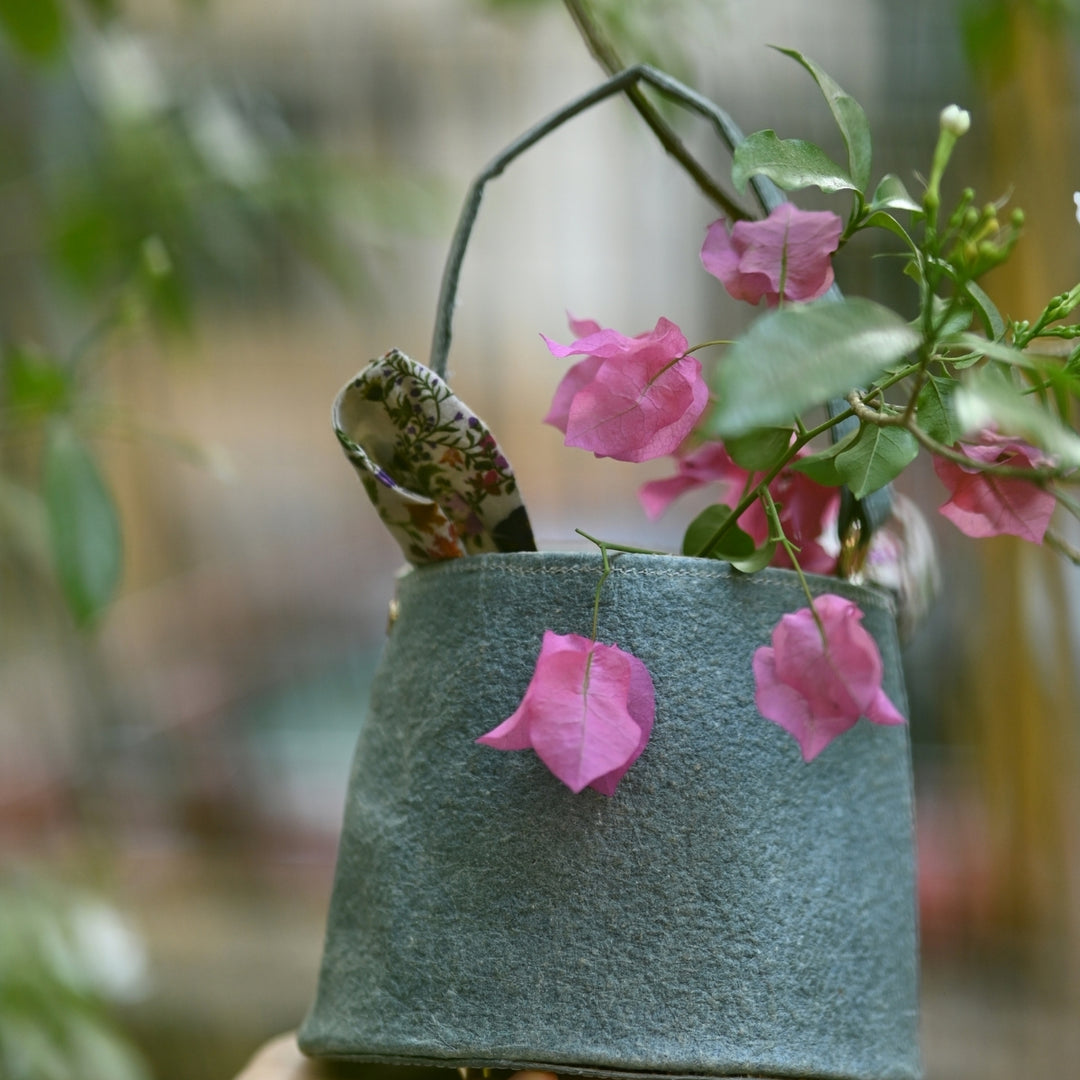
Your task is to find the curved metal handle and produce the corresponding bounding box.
[428,64,891,541]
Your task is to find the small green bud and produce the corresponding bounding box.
[1010,208,1025,228]
[963,207,979,228]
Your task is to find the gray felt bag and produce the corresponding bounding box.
[299,555,919,1080]
[300,67,921,1080]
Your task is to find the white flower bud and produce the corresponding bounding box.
[1073,191,1080,225]
[940,104,971,136]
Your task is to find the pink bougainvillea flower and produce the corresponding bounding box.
[477,630,656,795]
[638,441,745,521]
[769,466,841,574]
[639,441,840,574]
[701,203,843,306]
[542,317,707,463]
[753,594,906,762]
[933,430,1055,543]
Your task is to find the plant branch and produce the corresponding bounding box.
[576,528,666,556]
[1044,528,1080,565]
[562,0,750,221]
[846,390,1076,481]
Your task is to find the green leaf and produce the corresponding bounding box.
[772,47,872,192]
[788,428,858,485]
[730,539,778,574]
[931,296,972,339]
[954,370,1080,467]
[962,280,1005,339]
[706,297,921,437]
[916,375,962,446]
[724,426,794,471]
[0,474,50,571]
[869,174,920,213]
[66,1011,151,1080]
[0,0,64,61]
[4,345,70,415]
[43,425,122,625]
[835,424,919,498]
[682,504,756,560]
[861,209,917,253]
[732,130,855,195]
[948,333,1040,370]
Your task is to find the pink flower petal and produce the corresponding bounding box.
[543,317,707,463]
[543,355,603,435]
[865,687,907,728]
[768,469,841,574]
[637,441,840,573]
[754,594,906,762]
[564,352,707,462]
[933,434,1055,543]
[638,442,746,520]
[567,313,602,337]
[477,631,657,795]
[702,203,843,307]
[589,651,656,796]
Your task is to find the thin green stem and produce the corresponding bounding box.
[575,528,666,557]
[1044,529,1080,565]
[761,488,825,641]
[574,529,665,642]
[684,338,734,355]
[562,0,749,221]
[697,409,856,558]
[1054,488,1080,522]
[846,389,1075,481]
[590,542,612,642]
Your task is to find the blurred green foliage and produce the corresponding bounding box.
[0,876,151,1080]
[0,5,435,626]
[0,0,65,61]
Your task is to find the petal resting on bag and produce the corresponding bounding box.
[478,630,656,795]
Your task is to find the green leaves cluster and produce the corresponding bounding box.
[688,47,1080,569]
[1,4,431,627]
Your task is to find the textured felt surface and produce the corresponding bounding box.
[300,553,921,1080]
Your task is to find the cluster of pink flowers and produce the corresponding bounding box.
[478,201,1053,793]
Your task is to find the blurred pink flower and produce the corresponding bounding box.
[476,630,655,795]
[638,441,745,521]
[933,431,1055,543]
[639,441,840,574]
[543,317,707,463]
[701,203,843,306]
[753,594,906,762]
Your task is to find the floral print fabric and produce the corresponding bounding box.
[333,349,536,564]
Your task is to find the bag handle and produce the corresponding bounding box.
[428,64,891,543]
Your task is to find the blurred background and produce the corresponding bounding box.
[1,1,1078,1077]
